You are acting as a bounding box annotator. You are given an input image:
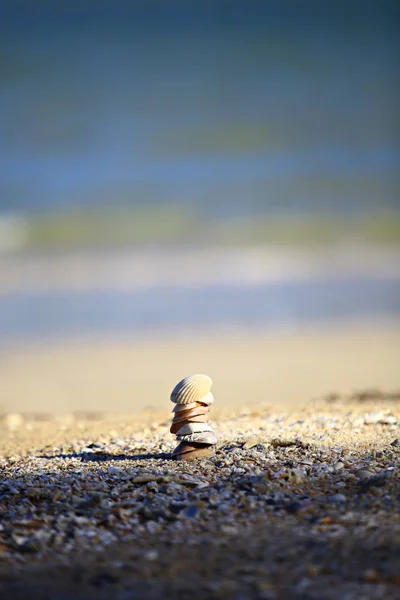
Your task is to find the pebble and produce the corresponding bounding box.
[330,493,346,504]
[107,466,124,476]
[355,469,375,480]
[333,461,344,471]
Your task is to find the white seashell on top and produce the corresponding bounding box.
[170,374,212,405]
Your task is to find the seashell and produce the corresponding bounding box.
[197,392,214,406]
[171,406,210,422]
[175,422,213,436]
[170,420,190,434]
[172,401,198,413]
[171,414,210,434]
[171,442,204,456]
[169,373,217,457]
[176,431,218,445]
[186,414,209,423]
[170,374,212,405]
[174,447,214,460]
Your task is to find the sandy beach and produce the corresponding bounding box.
[1,319,399,416]
[0,320,399,598]
[0,390,399,599]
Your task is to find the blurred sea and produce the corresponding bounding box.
[0,1,399,341]
[1,1,398,216]
[1,246,400,341]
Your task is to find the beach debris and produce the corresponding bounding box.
[269,438,311,449]
[363,412,397,425]
[4,413,25,431]
[170,374,217,460]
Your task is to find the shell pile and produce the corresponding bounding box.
[170,374,217,460]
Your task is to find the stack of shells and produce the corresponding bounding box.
[170,374,217,460]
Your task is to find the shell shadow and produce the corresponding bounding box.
[38,450,170,462]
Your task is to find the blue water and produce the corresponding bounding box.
[1,2,399,340]
[0,1,398,216]
[1,276,399,341]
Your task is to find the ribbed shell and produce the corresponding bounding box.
[170,374,212,405]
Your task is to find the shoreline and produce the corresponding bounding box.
[1,319,399,415]
[1,243,400,294]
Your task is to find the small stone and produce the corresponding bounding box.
[333,461,344,471]
[107,466,124,476]
[220,525,238,535]
[144,550,159,561]
[184,505,198,518]
[355,469,374,481]
[363,568,379,582]
[288,468,305,483]
[285,501,303,514]
[330,493,346,504]
[146,521,160,534]
[390,438,399,447]
[242,435,266,449]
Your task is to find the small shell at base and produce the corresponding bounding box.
[174,447,214,460]
[171,441,203,456]
[170,374,212,405]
